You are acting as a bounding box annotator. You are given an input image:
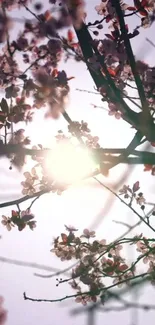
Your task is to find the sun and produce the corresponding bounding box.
[45,141,98,185]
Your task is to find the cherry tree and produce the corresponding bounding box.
[0,0,155,322]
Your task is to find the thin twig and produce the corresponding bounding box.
[93,177,155,233]
[23,272,149,303]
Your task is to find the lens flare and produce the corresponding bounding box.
[45,142,97,185]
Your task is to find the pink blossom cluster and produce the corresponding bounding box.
[1,209,36,231]
[51,226,139,305]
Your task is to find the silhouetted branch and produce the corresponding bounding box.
[112,0,150,122]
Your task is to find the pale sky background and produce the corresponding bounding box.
[1,1,155,325]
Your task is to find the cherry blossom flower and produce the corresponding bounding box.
[82,254,96,266]
[81,229,96,239]
[109,244,123,257]
[21,168,38,195]
[147,261,155,284]
[1,215,14,231]
[118,263,128,272]
[101,257,115,276]
[10,129,25,144]
[95,1,108,15]
[99,239,107,246]
[27,220,37,230]
[108,102,122,119]
[16,37,29,51]
[64,0,86,29]
[21,209,35,222]
[136,193,146,206]
[1,210,37,232]
[119,184,131,197]
[75,294,90,305]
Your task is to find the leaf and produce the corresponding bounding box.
[51,69,58,77]
[106,15,111,23]
[128,30,140,39]
[141,0,148,7]
[0,98,9,114]
[71,42,79,48]
[134,0,148,16]
[12,210,18,217]
[23,171,31,178]
[67,29,74,43]
[44,10,51,21]
[61,233,68,244]
[18,223,26,231]
[28,221,36,230]
[67,76,75,81]
[133,181,140,192]
[21,214,34,222]
[0,113,6,124]
[107,67,117,76]
[126,6,136,10]
[105,33,114,41]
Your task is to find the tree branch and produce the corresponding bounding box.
[0,189,50,208]
[23,272,149,303]
[112,0,152,123]
[0,256,71,277]
[93,177,155,233]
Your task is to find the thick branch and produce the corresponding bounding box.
[113,0,152,123]
[75,23,141,127]
[0,189,50,208]
[0,170,99,209]
[1,143,155,162]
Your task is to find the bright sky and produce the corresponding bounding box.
[1,1,155,325]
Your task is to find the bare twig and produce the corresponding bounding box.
[23,272,149,303]
[93,177,155,233]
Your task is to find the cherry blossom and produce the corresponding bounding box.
[95,1,108,16]
[1,215,14,231]
[21,168,38,195]
[1,0,155,312]
[81,229,96,239]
